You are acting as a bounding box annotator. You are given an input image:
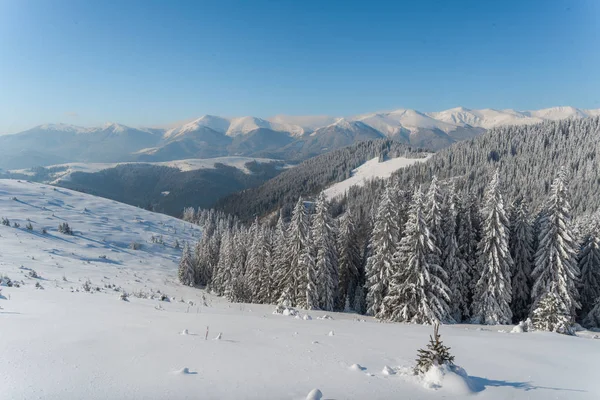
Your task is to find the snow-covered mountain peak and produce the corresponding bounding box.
[36,123,89,133]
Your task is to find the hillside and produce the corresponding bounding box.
[215,140,427,221]
[323,154,432,200]
[1,179,598,399]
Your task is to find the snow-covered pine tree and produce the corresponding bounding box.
[245,223,269,303]
[365,185,399,316]
[278,198,309,307]
[304,228,319,310]
[578,228,600,317]
[583,298,600,328]
[178,242,195,286]
[471,170,513,325]
[443,185,470,322]
[456,194,479,318]
[255,225,275,304]
[531,283,574,335]
[270,211,289,303]
[212,230,234,297]
[380,187,452,324]
[509,198,534,322]
[531,168,581,321]
[312,192,339,311]
[336,206,361,311]
[425,176,444,269]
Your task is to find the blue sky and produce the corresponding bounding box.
[0,0,598,133]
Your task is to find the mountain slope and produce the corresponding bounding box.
[1,179,598,400]
[3,106,599,170]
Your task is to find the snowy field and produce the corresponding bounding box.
[324,155,432,200]
[9,156,281,183]
[1,179,599,400]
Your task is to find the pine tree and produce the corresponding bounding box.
[531,283,574,335]
[212,230,234,297]
[365,185,399,316]
[380,188,452,324]
[531,168,581,321]
[414,323,455,375]
[178,242,195,286]
[304,229,319,309]
[509,198,534,322]
[278,198,309,306]
[246,223,269,303]
[456,195,479,318]
[270,211,289,303]
[578,229,600,316]
[425,176,444,268]
[336,206,361,310]
[312,192,339,311]
[443,186,470,322]
[583,298,600,328]
[256,226,275,304]
[471,170,513,325]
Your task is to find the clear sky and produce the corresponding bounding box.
[0,0,599,134]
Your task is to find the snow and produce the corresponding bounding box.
[323,155,432,200]
[11,157,282,183]
[1,179,599,399]
[355,109,460,134]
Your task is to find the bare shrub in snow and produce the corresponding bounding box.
[129,242,142,250]
[82,280,92,292]
[25,222,33,230]
[414,323,455,375]
[1,217,9,226]
[28,270,40,279]
[13,222,20,228]
[42,228,47,234]
[119,292,129,301]
[35,282,44,290]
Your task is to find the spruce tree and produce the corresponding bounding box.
[178,242,195,286]
[578,229,600,316]
[509,198,534,322]
[531,283,574,334]
[312,192,339,311]
[443,186,470,322]
[336,206,361,310]
[425,176,444,269]
[380,188,452,324]
[531,168,581,321]
[246,223,268,303]
[256,226,275,304]
[270,211,289,303]
[471,170,513,325]
[365,185,399,316]
[278,198,309,306]
[583,298,600,328]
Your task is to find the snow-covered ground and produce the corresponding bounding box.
[324,155,432,200]
[1,179,598,400]
[9,156,281,183]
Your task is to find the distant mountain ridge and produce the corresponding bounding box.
[1,106,598,170]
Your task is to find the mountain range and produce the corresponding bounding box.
[1,106,598,170]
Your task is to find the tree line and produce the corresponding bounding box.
[180,168,600,332]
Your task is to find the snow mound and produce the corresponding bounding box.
[422,364,475,395]
[306,388,323,400]
[174,367,195,375]
[303,314,312,320]
[328,330,335,336]
[214,332,222,340]
[317,314,333,320]
[349,363,366,371]
[511,325,524,333]
[382,365,395,375]
[181,329,189,335]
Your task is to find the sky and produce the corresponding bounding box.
[0,0,599,134]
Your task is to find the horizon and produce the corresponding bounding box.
[2,104,599,135]
[1,0,599,134]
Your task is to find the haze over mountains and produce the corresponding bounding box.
[1,106,598,170]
